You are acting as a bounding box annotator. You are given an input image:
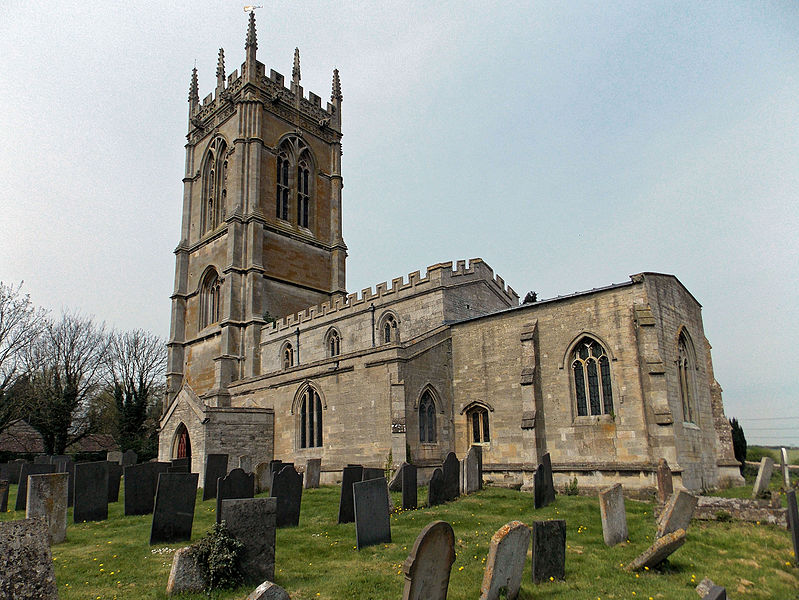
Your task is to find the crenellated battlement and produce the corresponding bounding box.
[262,258,518,336]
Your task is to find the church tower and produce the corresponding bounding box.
[166,13,346,408]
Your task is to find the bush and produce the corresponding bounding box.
[564,477,579,496]
[729,417,747,473]
[747,446,778,463]
[715,510,732,522]
[192,521,245,591]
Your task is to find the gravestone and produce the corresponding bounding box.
[245,580,290,600]
[150,472,199,544]
[203,454,229,500]
[74,461,109,522]
[402,463,418,510]
[656,489,698,538]
[216,467,254,524]
[304,457,321,489]
[221,497,277,583]
[427,467,445,507]
[751,456,774,498]
[0,480,8,512]
[271,465,303,527]
[52,457,75,507]
[8,459,27,484]
[787,490,799,567]
[703,586,727,600]
[122,449,138,466]
[107,450,123,464]
[239,455,252,473]
[124,461,170,515]
[599,483,628,546]
[479,521,530,600]
[107,462,123,503]
[255,462,271,494]
[262,460,284,495]
[780,447,791,489]
[166,546,205,595]
[626,528,686,571]
[657,458,673,503]
[390,462,409,492]
[34,455,52,464]
[536,452,557,509]
[401,520,456,600]
[15,463,55,511]
[26,472,68,544]
[338,465,363,523]
[441,452,460,502]
[0,517,58,598]
[363,467,384,481]
[171,457,190,471]
[353,477,391,549]
[531,519,566,583]
[0,463,8,482]
[695,577,716,597]
[462,446,482,494]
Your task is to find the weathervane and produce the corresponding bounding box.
[243,5,262,12]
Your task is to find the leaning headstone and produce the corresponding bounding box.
[216,467,254,524]
[239,455,253,473]
[695,577,716,597]
[534,453,556,509]
[245,580,290,600]
[702,586,727,600]
[402,463,418,510]
[657,458,673,503]
[353,477,391,549]
[122,449,138,466]
[15,463,55,511]
[338,464,363,523]
[26,473,68,544]
[626,528,686,571]
[462,446,482,494]
[150,472,199,544]
[786,489,799,567]
[656,489,698,538]
[107,462,123,503]
[74,461,110,522]
[780,447,791,489]
[0,480,8,512]
[402,520,455,600]
[531,519,566,583]
[255,462,271,494]
[166,546,205,595]
[389,462,408,492]
[599,483,628,546]
[271,465,303,527]
[304,458,321,489]
[124,461,170,515]
[442,452,460,502]
[479,521,531,600]
[107,450,123,464]
[203,453,229,500]
[751,456,774,498]
[0,517,58,598]
[221,497,277,583]
[428,467,445,507]
[363,467,384,481]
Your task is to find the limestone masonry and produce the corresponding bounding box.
[158,13,743,495]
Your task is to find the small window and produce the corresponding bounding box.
[419,391,436,443]
[571,337,613,417]
[380,313,397,344]
[678,331,696,423]
[327,329,341,357]
[199,269,221,329]
[297,160,310,228]
[298,387,323,449]
[283,342,294,369]
[467,406,490,444]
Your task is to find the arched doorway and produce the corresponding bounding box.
[173,423,191,459]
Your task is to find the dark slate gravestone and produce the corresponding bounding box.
[531,519,566,583]
[150,473,199,544]
[15,463,55,511]
[266,460,284,495]
[389,462,409,492]
[271,465,303,527]
[787,490,799,567]
[8,459,27,484]
[124,461,170,516]
[363,467,385,481]
[534,453,555,509]
[73,461,109,522]
[34,455,52,464]
[203,454,229,501]
[304,458,321,489]
[171,457,190,471]
[338,465,364,524]
[122,449,138,466]
[461,446,482,494]
[442,452,460,502]
[703,586,727,600]
[221,497,276,583]
[168,465,189,473]
[107,462,122,503]
[0,463,8,482]
[0,480,9,512]
[51,455,69,464]
[53,457,75,508]
[427,467,445,507]
[402,463,418,510]
[216,468,254,524]
[354,477,392,549]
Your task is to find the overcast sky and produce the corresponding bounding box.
[1,1,797,446]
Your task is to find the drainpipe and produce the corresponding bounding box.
[295,327,300,364]
[370,303,376,347]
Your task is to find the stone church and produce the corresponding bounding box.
[158,14,743,495]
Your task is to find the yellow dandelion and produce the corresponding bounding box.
[549,576,554,581]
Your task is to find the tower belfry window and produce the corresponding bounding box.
[275,136,313,229]
[201,138,227,234]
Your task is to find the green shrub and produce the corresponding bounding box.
[192,521,245,591]
[747,446,778,463]
[715,510,732,522]
[564,476,579,496]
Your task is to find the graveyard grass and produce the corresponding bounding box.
[2,482,797,599]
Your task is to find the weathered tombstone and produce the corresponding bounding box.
[402,463,418,510]
[599,483,628,546]
[166,546,205,595]
[34,455,52,464]
[106,450,123,464]
[353,476,391,549]
[531,519,566,583]
[221,497,277,583]
[780,447,791,489]
[107,462,123,503]
[255,462,271,494]
[657,458,673,503]
[751,456,774,498]
[695,577,716,597]
[239,455,253,473]
[245,580,291,600]
[15,463,55,511]
[26,472,68,544]
[124,461,170,515]
[338,464,364,523]
[390,462,409,492]
[703,586,727,600]
[216,467,254,524]
[656,489,698,538]
[0,480,8,512]
[150,472,199,544]
[74,461,110,522]
[442,452,460,502]
[401,520,456,600]
[427,467,445,507]
[363,467,384,481]
[626,528,686,571]
[304,457,321,489]
[479,521,531,600]
[203,453,229,500]
[0,517,58,598]
[271,465,303,527]
[462,446,482,494]
[122,449,138,466]
[786,489,799,567]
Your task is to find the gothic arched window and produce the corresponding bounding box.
[326,329,341,357]
[297,158,310,228]
[282,342,294,370]
[419,391,436,443]
[467,405,490,444]
[571,337,614,417]
[276,152,289,221]
[298,387,323,449]
[275,136,313,229]
[202,138,227,234]
[199,269,221,329]
[379,313,398,344]
[678,331,696,424]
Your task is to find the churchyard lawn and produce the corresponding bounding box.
[1,483,796,599]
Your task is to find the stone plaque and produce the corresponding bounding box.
[657,458,673,503]
[442,452,460,502]
[255,462,271,494]
[221,497,277,583]
[427,467,445,507]
[599,483,627,546]
[402,520,455,600]
[0,517,58,598]
[74,461,110,523]
[271,464,303,527]
[15,463,55,511]
[626,528,686,571]
[534,453,555,509]
[26,472,68,544]
[751,456,774,498]
[304,457,321,489]
[656,489,698,538]
[122,449,138,466]
[462,446,482,494]
[402,463,418,510]
[787,489,799,567]
[531,519,566,583]
[150,472,198,544]
[124,461,170,516]
[338,465,363,523]
[216,467,254,524]
[107,462,123,503]
[354,477,391,549]
[780,447,791,489]
[0,480,8,512]
[479,521,530,600]
[203,453,229,500]
[106,450,123,464]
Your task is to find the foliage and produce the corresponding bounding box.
[564,476,579,496]
[715,510,732,522]
[729,417,747,473]
[192,521,245,591]
[747,446,778,463]
[385,449,393,479]
[522,291,537,304]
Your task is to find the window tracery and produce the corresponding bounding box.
[282,342,294,369]
[678,331,696,424]
[199,269,221,329]
[298,386,323,449]
[326,329,341,357]
[419,391,436,443]
[467,405,490,444]
[571,337,614,417]
[274,136,313,228]
[201,138,227,233]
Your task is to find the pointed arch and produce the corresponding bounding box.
[199,267,222,329]
[377,310,400,344]
[460,401,492,445]
[280,340,295,370]
[417,386,440,444]
[325,327,341,357]
[275,134,316,229]
[171,423,192,459]
[677,327,698,424]
[291,381,325,449]
[201,137,228,234]
[567,334,614,417]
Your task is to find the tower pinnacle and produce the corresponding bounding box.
[245,11,257,50]
[188,67,199,111]
[292,48,301,85]
[331,68,342,101]
[216,48,226,90]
